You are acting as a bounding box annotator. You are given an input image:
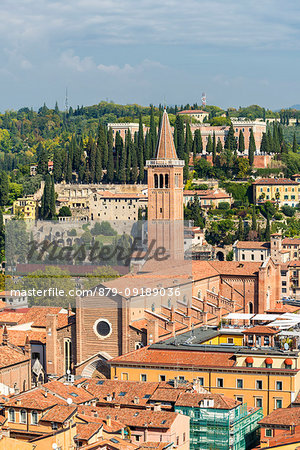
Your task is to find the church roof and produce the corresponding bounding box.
[155,109,178,159]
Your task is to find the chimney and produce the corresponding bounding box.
[106,415,111,427]
[106,394,112,402]
[24,335,30,356]
[148,320,159,345]
[144,428,148,442]
[134,396,139,405]
[153,403,161,411]
[68,303,72,318]
[174,377,178,388]
[170,306,175,322]
[2,326,8,346]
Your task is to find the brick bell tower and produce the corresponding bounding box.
[146,108,185,260]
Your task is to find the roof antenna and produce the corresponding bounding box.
[163,96,166,110]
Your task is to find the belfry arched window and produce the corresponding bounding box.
[154,174,158,188]
[159,174,164,188]
[165,174,169,188]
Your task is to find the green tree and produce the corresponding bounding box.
[237,217,244,240]
[40,174,52,220]
[36,143,48,175]
[238,130,245,153]
[192,129,203,157]
[265,215,271,241]
[225,123,237,151]
[174,115,185,159]
[206,135,213,153]
[53,148,63,182]
[248,129,256,166]
[0,171,9,206]
[149,105,157,158]
[138,115,144,183]
[293,132,298,153]
[107,128,114,183]
[251,206,257,231]
[58,206,72,217]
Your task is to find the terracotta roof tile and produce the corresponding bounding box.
[75,422,102,441]
[6,388,61,410]
[42,381,95,404]
[78,405,179,429]
[253,178,298,185]
[80,379,159,406]
[110,346,236,368]
[259,407,300,426]
[41,404,77,423]
[0,344,28,368]
[235,241,270,250]
[175,392,240,409]
[243,326,278,335]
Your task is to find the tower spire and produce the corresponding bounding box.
[155,109,178,160]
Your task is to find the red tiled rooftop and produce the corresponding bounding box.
[41,404,77,423]
[175,392,240,409]
[6,388,61,410]
[178,110,208,114]
[110,346,236,368]
[42,380,95,404]
[235,241,270,250]
[75,422,102,441]
[259,407,300,426]
[0,344,28,368]
[253,178,298,185]
[243,326,278,335]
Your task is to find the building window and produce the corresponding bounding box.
[264,336,270,346]
[276,381,283,391]
[236,396,243,403]
[179,376,185,381]
[183,433,186,442]
[256,380,263,390]
[246,362,253,368]
[159,375,166,382]
[8,408,15,422]
[227,338,234,344]
[275,399,283,409]
[265,429,273,437]
[237,379,243,389]
[64,338,72,375]
[154,174,158,188]
[31,410,38,425]
[217,378,224,388]
[176,437,179,446]
[121,373,128,381]
[140,374,147,382]
[255,398,263,408]
[242,253,245,260]
[251,254,254,261]
[282,281,287,286]
[20,409,27,424]
[93,318,112,339]
[197,377,204,386]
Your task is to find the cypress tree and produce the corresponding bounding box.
[192,129,203,155]
[0,171,9,207]
[0,209,4,262]
[260,133,268,154]
[98,124,108,169]
[89,140,97,182]
[41,174,51,219]
[66,150,73,183]
[53,148,62,183]
[238,130,245,153]
[185,122,193,155]
[212,132,216,158]
[225,123,237,151]
[50,176,56,218]
[174,115,185,159]
[206,135,213,153]
[131,143,138,184]
[118,137,127,183]
[126,130,132,183]
[265,215,271,241]
[95,147,102,183]
[216,138,223,154]
[107,128,114,183]
[149,105,157,158]
[251,206,257,231]
[36,143,48,175]
[267,129,273,153]
[293,132,298,153]
[115,132,123,182]
[248,129,256,166]
[273,123,280,154]
[137,115,144,183]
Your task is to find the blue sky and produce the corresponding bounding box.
[1,0,300,111]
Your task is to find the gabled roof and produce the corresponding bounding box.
[110,346,236,369]
[155,109,178,159]
[6,388,60,410]
[259,407,300,426]
[234,241,270,250]
[75,422,103,441]
[42,380,96,405]
[0,344,28,368]
[243,326,278,335]
[253,178,298,185]
[40,404,77,423]
[175,392,240,409]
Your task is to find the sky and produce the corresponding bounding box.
[1,0,300,111]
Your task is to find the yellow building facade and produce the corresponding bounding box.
[13,197,38,220]
[253,178,299,208]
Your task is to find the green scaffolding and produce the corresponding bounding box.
[175,403,263,450]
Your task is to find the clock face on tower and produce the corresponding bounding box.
[93,318,112,339]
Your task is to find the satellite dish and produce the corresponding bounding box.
[52,444,58,450]
[66,369,70,375]
[67,398,72,405]
[284,343,289,350]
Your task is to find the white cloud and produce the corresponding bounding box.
[60,50,95,72]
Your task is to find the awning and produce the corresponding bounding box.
[252,314,281,321]
[225,313,254,320]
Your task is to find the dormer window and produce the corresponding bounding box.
[245,356,253,368]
